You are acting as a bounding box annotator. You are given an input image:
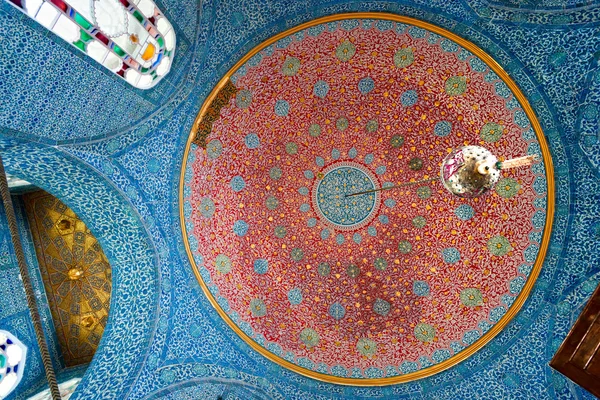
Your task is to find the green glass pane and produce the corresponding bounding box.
[165,50,171,57]
[133,10,144,23]
[157,37,164,48]
[150,70,157,77]
[141,67,148,73]
[74,13,92,30]
[0,354,6,368]
[73,40,86,51]
[80,30,92,42]
[113,45,126,57]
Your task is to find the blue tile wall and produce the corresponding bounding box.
[466,0,600,24]
[0,0,197,145]
[0,197,64,400]
[0,140,159,399]
[0,0,599,398]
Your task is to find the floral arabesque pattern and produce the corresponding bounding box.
[182,19,548,380]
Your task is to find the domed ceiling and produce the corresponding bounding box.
[181,14,553,384]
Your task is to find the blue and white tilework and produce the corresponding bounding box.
[0,199,64,399]
[0,0,599,398]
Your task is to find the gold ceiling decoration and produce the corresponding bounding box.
[24,191,112,367]
[192,78,237,148]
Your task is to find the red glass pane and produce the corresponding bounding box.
[95,32,109,46]
[8,0,23,8]
[50,0,68,12]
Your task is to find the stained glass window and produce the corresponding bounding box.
[5,0,176,89]
[0,331,27,399]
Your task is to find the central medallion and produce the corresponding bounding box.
[313,161,380,231]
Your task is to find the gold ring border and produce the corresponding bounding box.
[179,12,555,386]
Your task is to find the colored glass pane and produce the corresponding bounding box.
[112,44,126,57]
[95,31,109,45]
[50,0,67,12]
[133,10,144,23]
[73,40,86,51]
[73,12,92,29]
[5,0,176,89]
[80,30,92,42]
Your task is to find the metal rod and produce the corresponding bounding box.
[345,177,440,198]
[0,154,62,400]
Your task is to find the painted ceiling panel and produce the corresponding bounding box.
[24,191,112,367]
[182,15,552,384]
[0,0,599,399]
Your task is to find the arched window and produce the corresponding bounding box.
[6,0,176,89]
[0,330,27,399]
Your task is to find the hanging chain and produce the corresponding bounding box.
[345,177,440,198]
[0,155,62,400]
